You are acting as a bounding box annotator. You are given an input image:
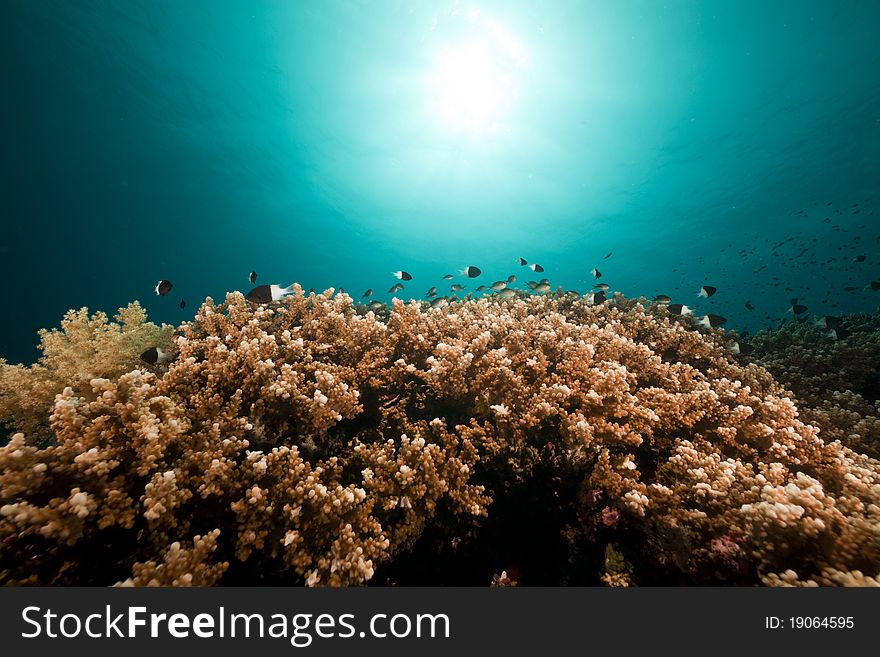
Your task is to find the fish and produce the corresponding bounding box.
[789,299,808,315]
[426,286,438,297]
[603,252,613,259]
[526,281,538,289]
[140,346,174,366]
[496,288,516,299]
[666,303,693,316]
[698,314,727,328]
[594,283,610,291]
[535,283,551,293]
[442,274,454,281]
[451,284,464,292]
[517,257,528,266]
[745,300,754,311]
[653,294,671,304]
[528,263,544,272]
[388,283,404,293]
[476,285,487,292]
[430,297,448,308]
[826,327,850,340]
[179,299,186,309]
[368,300,385,311]
[729,341,754,356]
[855,255,866,262]
[392,271,412,281]
[698,286,717,298]
[507,275,517,283]
[246,283,297,304]
[155,280,173,296]
[490,281,507,291]
[362,289,373,298]
[590,268,602,279]
[462,266,482,278]
[249,271,258,284]
[591,291,606,304]
[815,315,843,329]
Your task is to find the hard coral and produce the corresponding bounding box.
[0,290,878,586]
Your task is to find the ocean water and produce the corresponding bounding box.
[3,0,879,365]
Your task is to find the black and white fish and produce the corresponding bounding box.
[462,266,482,278]
[516,257,528,266]
[155,280,173,296]
[698,286,717,298]
[392,270,412,281]
[815,315,843,329]
[590,268,602,279]
[698,314,727,328]
[140,346,174,366]
[528,263,544,273]
[179,299,186,309]
[249,271,258,284]
[246,283,297,304]
[666,303,693,316]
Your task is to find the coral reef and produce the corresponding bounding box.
[1,290,878,586]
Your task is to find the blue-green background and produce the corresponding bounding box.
[3,0,879,364]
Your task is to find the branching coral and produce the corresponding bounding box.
[0,302,173,444]
[1,290,878,586]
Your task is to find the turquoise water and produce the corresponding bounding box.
[3,0,879,364]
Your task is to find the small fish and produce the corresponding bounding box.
[517,257,528,266]
[826,327,850,340]
[368,300,385,311]
[654,294,671,304]
[667,303,693,316]
[179,299,186,309]
[426,286,438,297]
[698,314,727,328]
[528,263,544,273]
[603,252,613,260]
[815,315,843,329]
[392,271,412,281]
[246,283,296,304]
[496,288,516,299]
[476,285,487,292]
[140,346,174,366]
[462,266,482,278]
[362,289,373,298]
[388,283,404,293]
[535,283,552,293]
[249,271,258,284]
[698,286,717,298]
[728,341,754,356]
[789,299,808,315]
[594,283,609,291]
[490,281,507,291]
[430,297,448,308]
[507,275,517,283]
[155,280,173,296]
[745,300,754,311]
[526,281,538,289]
[855,255,866,262]
[451,284,464,292]
[591,290,606,304]
[590,268,602,279]
[442,274,454,281]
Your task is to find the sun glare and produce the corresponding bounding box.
[426,9,526,135]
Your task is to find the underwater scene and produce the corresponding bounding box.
[2,0,879,586]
